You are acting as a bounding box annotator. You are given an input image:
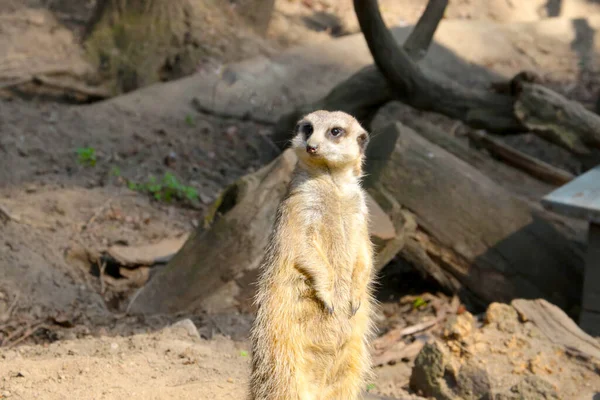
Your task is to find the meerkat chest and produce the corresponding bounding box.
[302,186,366,261]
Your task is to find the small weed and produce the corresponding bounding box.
[412,296,427,309]
[76,147,96,167]
[185,114,196,127]
[239,350,249,357]
[110,166,121,177]
[366,383,376,392]
[127,172,198,205]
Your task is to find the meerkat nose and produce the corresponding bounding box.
[306,144,319,154]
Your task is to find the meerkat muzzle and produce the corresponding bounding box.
[306,144,318,154]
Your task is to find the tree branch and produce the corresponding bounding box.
[403,0,449,61]
[353,0,523,133]
[271,0,447,148]
[467,130,575,186]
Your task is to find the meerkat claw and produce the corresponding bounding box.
[321,300,335,315]
[318,290,335,315]
[326,304,335,315]
[351,300,361,316]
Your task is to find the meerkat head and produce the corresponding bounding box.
[290,110,369,174]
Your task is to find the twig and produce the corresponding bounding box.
[0,78,31,91]
[31,75,110,100]
[0,74,109,100]
[0,204,20,223]
[99,260,107,295]
[191,97,276,125]
[80,197,114,233]
[468,130,575,186]
[5,322,47,348]
[0,293,20,322]
[373,306,448,353]
[0,203,54,229]
[0,326,24,347]
[397,315,442,336]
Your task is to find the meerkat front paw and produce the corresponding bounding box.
[317,290,335,315]
[350,293,361,317]
[350,299,360,317]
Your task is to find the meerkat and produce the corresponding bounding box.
[248,110,376,400]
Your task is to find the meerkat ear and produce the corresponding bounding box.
[357,131,369,153]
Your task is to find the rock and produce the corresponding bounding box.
[457,361,492,400]
[409,340,459,400]
[494,376,560,400]
[485,303,520,333]
[410,340,493,400]
[444,311,475,340]
[162,319,201,341]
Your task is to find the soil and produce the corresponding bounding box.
[0,320,252,400]
[1,0,600,399]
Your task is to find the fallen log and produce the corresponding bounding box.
[515,83,600,154]
[367,122,584,312]
[127,150,298,315]
[512,298,600,361]
[371,103,556,202]
[128,121,584,318]
[127,138,403,315]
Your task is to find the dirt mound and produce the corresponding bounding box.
[409,301,600,399]
[0,319,250,399]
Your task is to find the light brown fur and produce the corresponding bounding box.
[249,110,376,400]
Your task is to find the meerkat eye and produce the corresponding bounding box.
[330,127,344,137]
[302,123,314,139]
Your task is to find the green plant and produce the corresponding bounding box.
[366,383,376,392]
[412,296,427,309]
[110,166,121,177]
[239,350,248,357]
[127,172,198,204]
[76,147,97,167]
[185,114,195,127]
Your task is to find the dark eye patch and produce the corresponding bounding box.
[301,123,314,139]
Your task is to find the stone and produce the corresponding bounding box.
[457,361,492,400]
[162,319,201,341]
[444,311,475,340]
[409,340,460,400]
[485,303,520,333]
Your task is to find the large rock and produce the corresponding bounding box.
[409,340,492,400]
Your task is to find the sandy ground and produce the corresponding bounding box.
[1,0,600,399]
[0,320,251,400]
